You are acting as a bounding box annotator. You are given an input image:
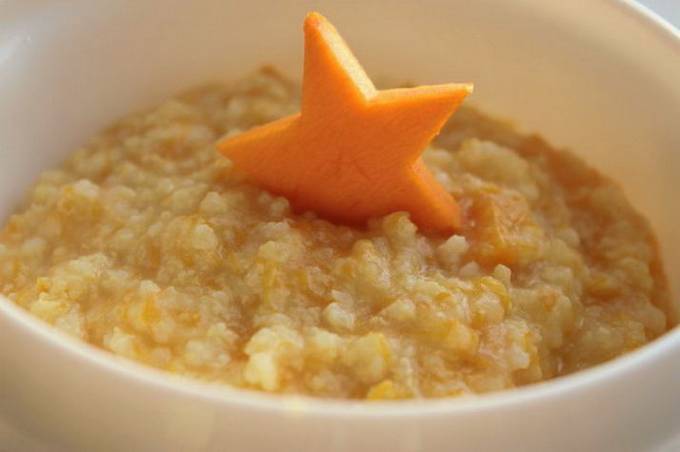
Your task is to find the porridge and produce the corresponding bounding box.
[0,69,673,399]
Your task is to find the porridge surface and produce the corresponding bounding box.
[0,69,672,399]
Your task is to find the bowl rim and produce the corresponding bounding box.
[0,0,678,418]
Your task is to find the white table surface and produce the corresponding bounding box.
[1,1,678,451]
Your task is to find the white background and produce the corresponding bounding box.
[642,0,680,27]
[0,1,678,451]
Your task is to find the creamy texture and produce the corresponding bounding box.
[0,69,672,399]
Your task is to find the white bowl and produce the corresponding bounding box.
[0,1,678,451]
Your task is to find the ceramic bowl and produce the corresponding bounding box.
[0,1,678,451]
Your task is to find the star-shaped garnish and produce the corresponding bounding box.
[218,12,472,233]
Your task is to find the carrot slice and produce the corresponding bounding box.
[218,12,472,233]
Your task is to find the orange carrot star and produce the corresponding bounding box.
[218,12,472,233]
